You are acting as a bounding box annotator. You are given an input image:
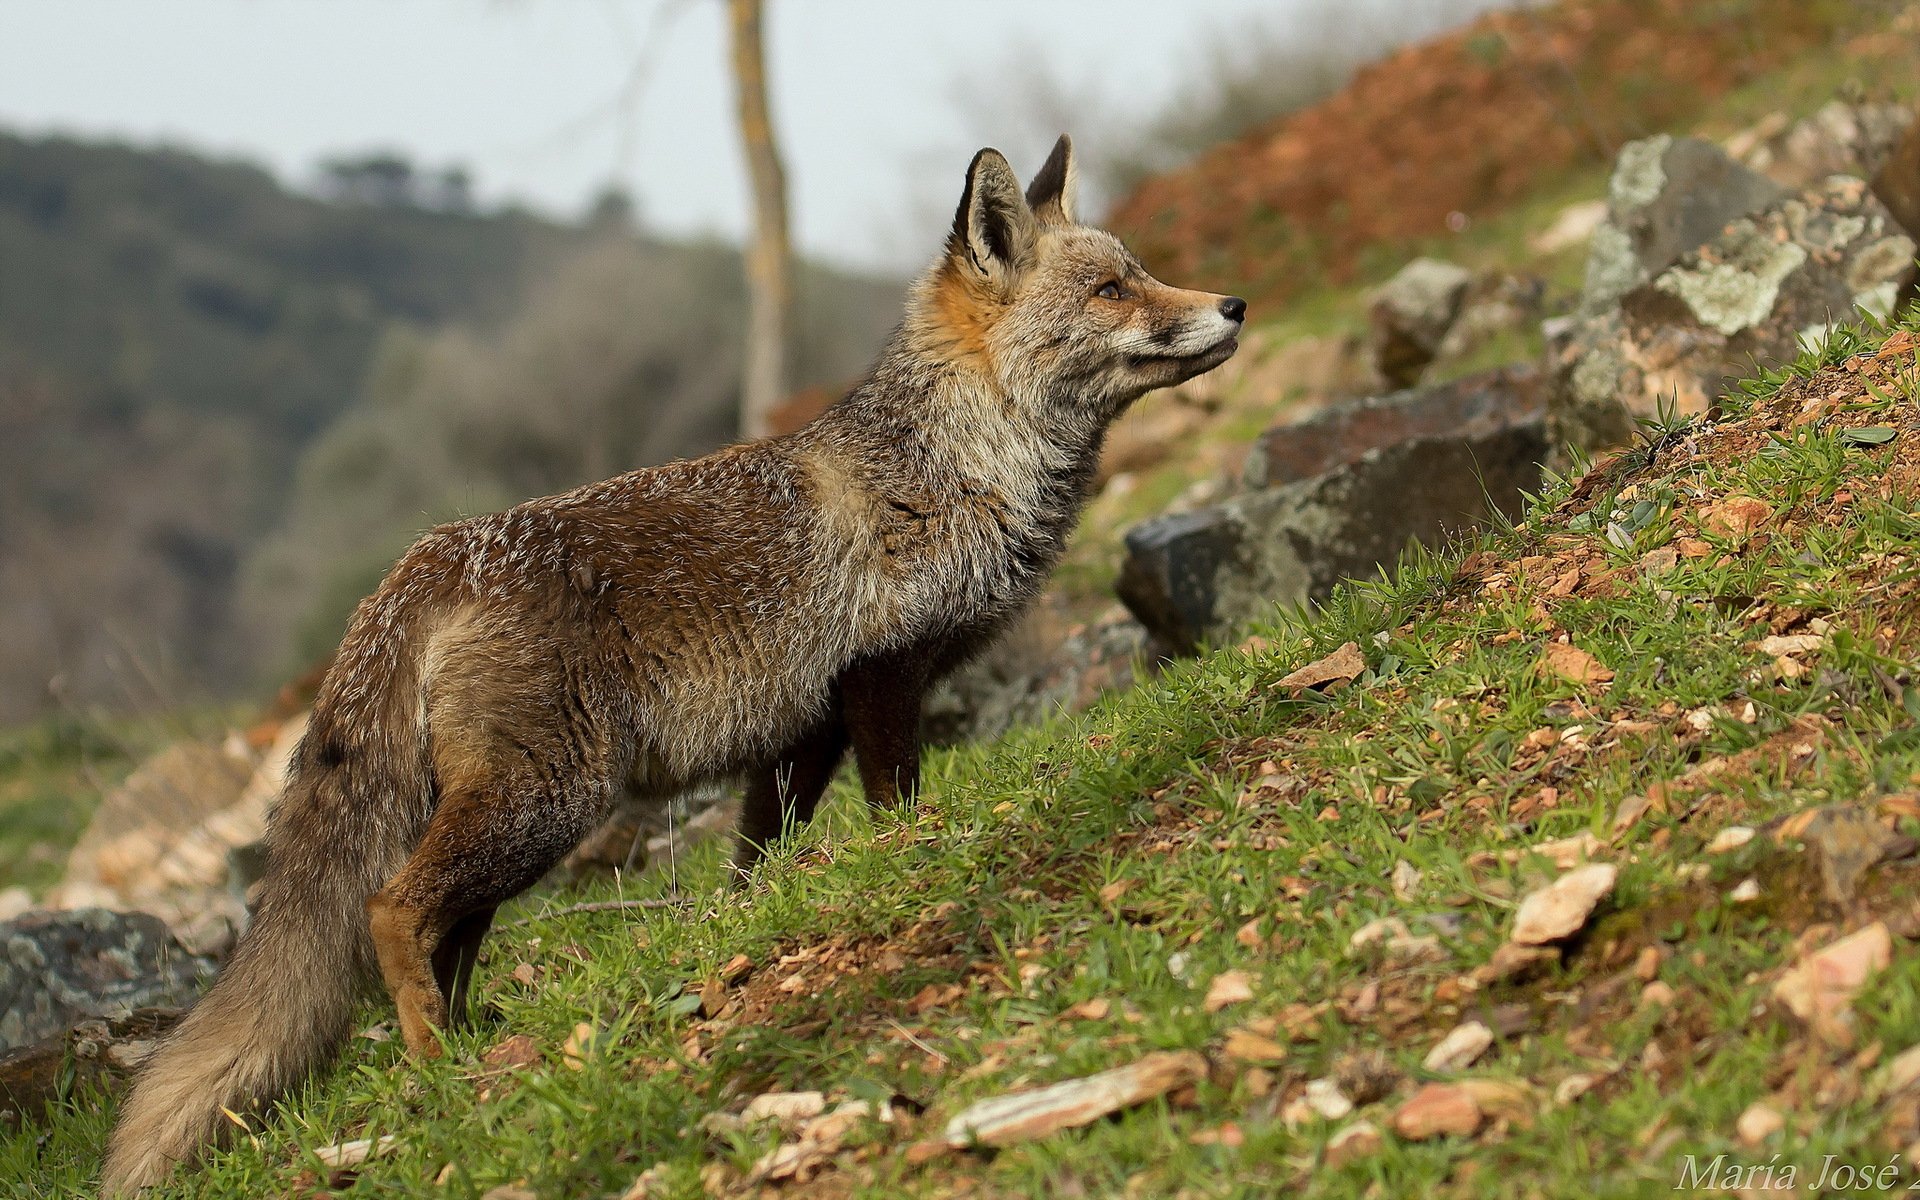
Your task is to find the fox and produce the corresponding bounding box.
[99,134,1244,1194]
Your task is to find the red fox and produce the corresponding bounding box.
[100,135,1244,1193]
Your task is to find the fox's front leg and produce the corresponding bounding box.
[840,651,930,810]
[732,712,849,875]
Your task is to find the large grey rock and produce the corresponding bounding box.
[1369,258,1473,387]
[0,909,215,1052]
[1119,369,1545,652]
[925,610,1148,743]
[0,1007,179,1124]
[1737,101,1914,192]
[1580,135,1785,316]
[1551,173,1918,452]
[1874,114,1920,245]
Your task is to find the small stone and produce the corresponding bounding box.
[742,1091,826,1124]
[1510,864,1617,945]
[1730,878,1761,903]
[1876,1044,1920,1097]
[1393,1082,1482,1140]
[1640,981,1677,1009]
[1304,1077,1354,1120]
[1554,1074,1598,1105]
[1736,1102,1784,1146]
[941,1052,1207,1148]
[1324,1120,1384,1166]
[1422,1021,1494,1073]
[1773,922,1893,1046]
[1223,1028,1289,1065]
[1391,859,1422,900]
[1707,826,1755,854]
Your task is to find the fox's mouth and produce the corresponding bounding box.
[1132,334,1239,372]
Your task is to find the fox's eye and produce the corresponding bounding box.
[1095,281,1123,301]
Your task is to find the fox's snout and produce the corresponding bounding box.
[1220,296,1247,323]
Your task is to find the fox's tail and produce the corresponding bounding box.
[100,701,427,1195]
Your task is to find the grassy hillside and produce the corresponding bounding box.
[10,309,1920,1197]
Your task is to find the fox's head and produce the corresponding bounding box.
[912,135,1245,422]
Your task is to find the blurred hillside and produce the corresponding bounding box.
[0,134,902,721]
[1109,0,1881,308]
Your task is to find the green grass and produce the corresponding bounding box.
[10,312,1920,1198]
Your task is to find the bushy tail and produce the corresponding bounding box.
[100,716,424,1195]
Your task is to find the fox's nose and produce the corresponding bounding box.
[1219,296,1247,323]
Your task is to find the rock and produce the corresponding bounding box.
[1772,922,1892,1046]
[1222,1028,1289,1066]
[1324,1120,1383,1166]
[1422,1020,1494,1073]
[1792,806,1912,904]
[1736,1102,1784,1147]
[53,738,255,895]
[1551,165,1917,453]
[0,888,32,924]
[1369,258,1473,387]
[1530,199,1608,256]
[1875,114,1920,246]
[1241,364,1540,491]
[940,1051,1207,1149]
[45,721,307,941]
[0,909,215,1052]
[1509,864,1617,946]
[1580,135,1785,317]
[0,1006,179,1123]
[1735,101,1914,192]
[1706,826,1755,854]
[924,608,1149,742]
[1303,1076,1354,1120]
[1392,1082,1482,1140]
[1119,368,1544,653]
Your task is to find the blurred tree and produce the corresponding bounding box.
[726,0,792,438]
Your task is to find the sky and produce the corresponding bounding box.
[0,0,1489,273]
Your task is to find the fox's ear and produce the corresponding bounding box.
[949,148,1036,284]
[1025,134,1077,225]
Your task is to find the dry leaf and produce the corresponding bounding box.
[480,1034,540,1072]
[1538,642,1614,686]
[1203,970,1255,1013]
[1275,642,1365,692]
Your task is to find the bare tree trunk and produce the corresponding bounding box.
[726,0,791,439]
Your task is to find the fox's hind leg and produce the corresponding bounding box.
[368,778,611,1057]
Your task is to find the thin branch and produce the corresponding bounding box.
[506,898,682,928]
